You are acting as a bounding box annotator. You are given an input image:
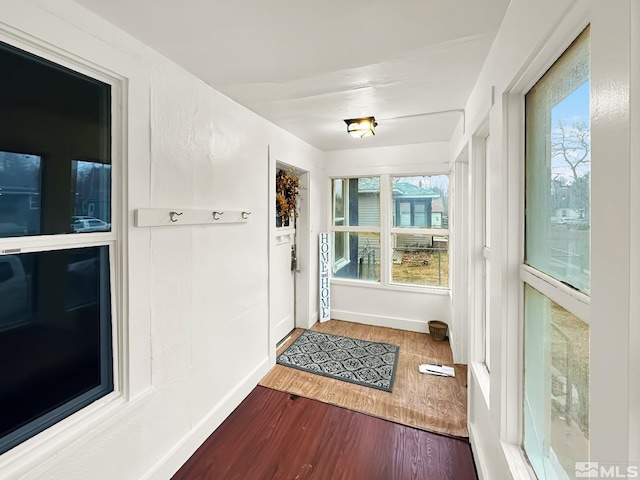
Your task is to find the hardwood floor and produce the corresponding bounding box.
[260,320,468,438]
[172,386,477,480]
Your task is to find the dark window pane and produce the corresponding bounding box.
[0,41,111,238]
[0,246,113,454]
[0,153,41,236]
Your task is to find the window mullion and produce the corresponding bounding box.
[380,174,391,286]
[390,227,449,236]
[332,226,381,233]
[0,234,115,254]
[520,264,590,322]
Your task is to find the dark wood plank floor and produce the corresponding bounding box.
[173,386,477,480]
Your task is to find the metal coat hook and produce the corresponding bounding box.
[169,211,183,222]
[241,211,252,220]
[212,211,224,220]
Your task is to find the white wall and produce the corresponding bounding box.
[325,142,452,334]
[0,1,324,479]
[452,0,639,478]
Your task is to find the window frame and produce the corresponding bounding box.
[518,26,592,480]
[329,173,450,292]
[331,179,350,271]
[0,34,127,457]
[469,121,492,407]
[329,177,381,282]
[483,134,492,372]
[389,174,450,289]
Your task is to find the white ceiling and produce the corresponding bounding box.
[74,0,510,151]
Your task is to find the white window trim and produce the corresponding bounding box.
[469,120,492,392]
[331,179,350,271]
[0,23,151,474]
[328,173,450,291]
[389,174,450,289]
[332,178,347,226]
[506,16,593,479]
[487,5,592,459]
[332,233,350,273]
[519,265,590,322]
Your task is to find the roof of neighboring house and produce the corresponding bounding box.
[357,177,381,193]
[357,178,440,198]
[393,182,440,198]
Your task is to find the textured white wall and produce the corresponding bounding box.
[0,1,324,479]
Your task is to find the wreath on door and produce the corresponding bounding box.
[276,168,300,227]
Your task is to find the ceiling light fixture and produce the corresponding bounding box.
[344,117,377,138]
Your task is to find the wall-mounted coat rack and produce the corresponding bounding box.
[135,208,252,227]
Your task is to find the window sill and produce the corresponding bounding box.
[501,442,537,480]
[0,387,154,478]
[330,277,450,295]
[470,361,491,409]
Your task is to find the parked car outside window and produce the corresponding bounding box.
[71,216,110,233]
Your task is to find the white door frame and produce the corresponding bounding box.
[267,148,311,366]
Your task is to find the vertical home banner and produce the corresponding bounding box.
[319,233,331,322]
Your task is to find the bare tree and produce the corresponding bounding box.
[551,120,590,184]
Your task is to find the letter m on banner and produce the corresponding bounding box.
[319,233,331,322]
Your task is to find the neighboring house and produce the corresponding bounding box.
[355,178,442,228]
[391,182,443,254]
[391,181,440,227]
[72,160,112,223]
[0,186,39,236]
[334,178,445,279]
[552,207,584,225]
[431,198,445,228]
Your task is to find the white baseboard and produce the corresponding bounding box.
[297,311,319,330]
[469,419,533,480]
[143,357,270,480]
[448,328,467,364]
[469,422,488,480]
[330,309,428,333]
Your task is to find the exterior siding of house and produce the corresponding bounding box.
[357,192,379,227]
[355,193,381,273]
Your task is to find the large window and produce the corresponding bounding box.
[0,41,114,453]
[523,27,590,479]
[331,174,449,288]
[391,175,449,288]
[331,178,381,281]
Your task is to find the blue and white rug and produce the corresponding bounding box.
[277,330,399,392]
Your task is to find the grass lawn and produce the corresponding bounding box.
[391,250,449,287]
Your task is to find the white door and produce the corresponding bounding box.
[273,228,296,343]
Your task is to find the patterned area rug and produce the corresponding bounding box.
[276,330,399,392]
